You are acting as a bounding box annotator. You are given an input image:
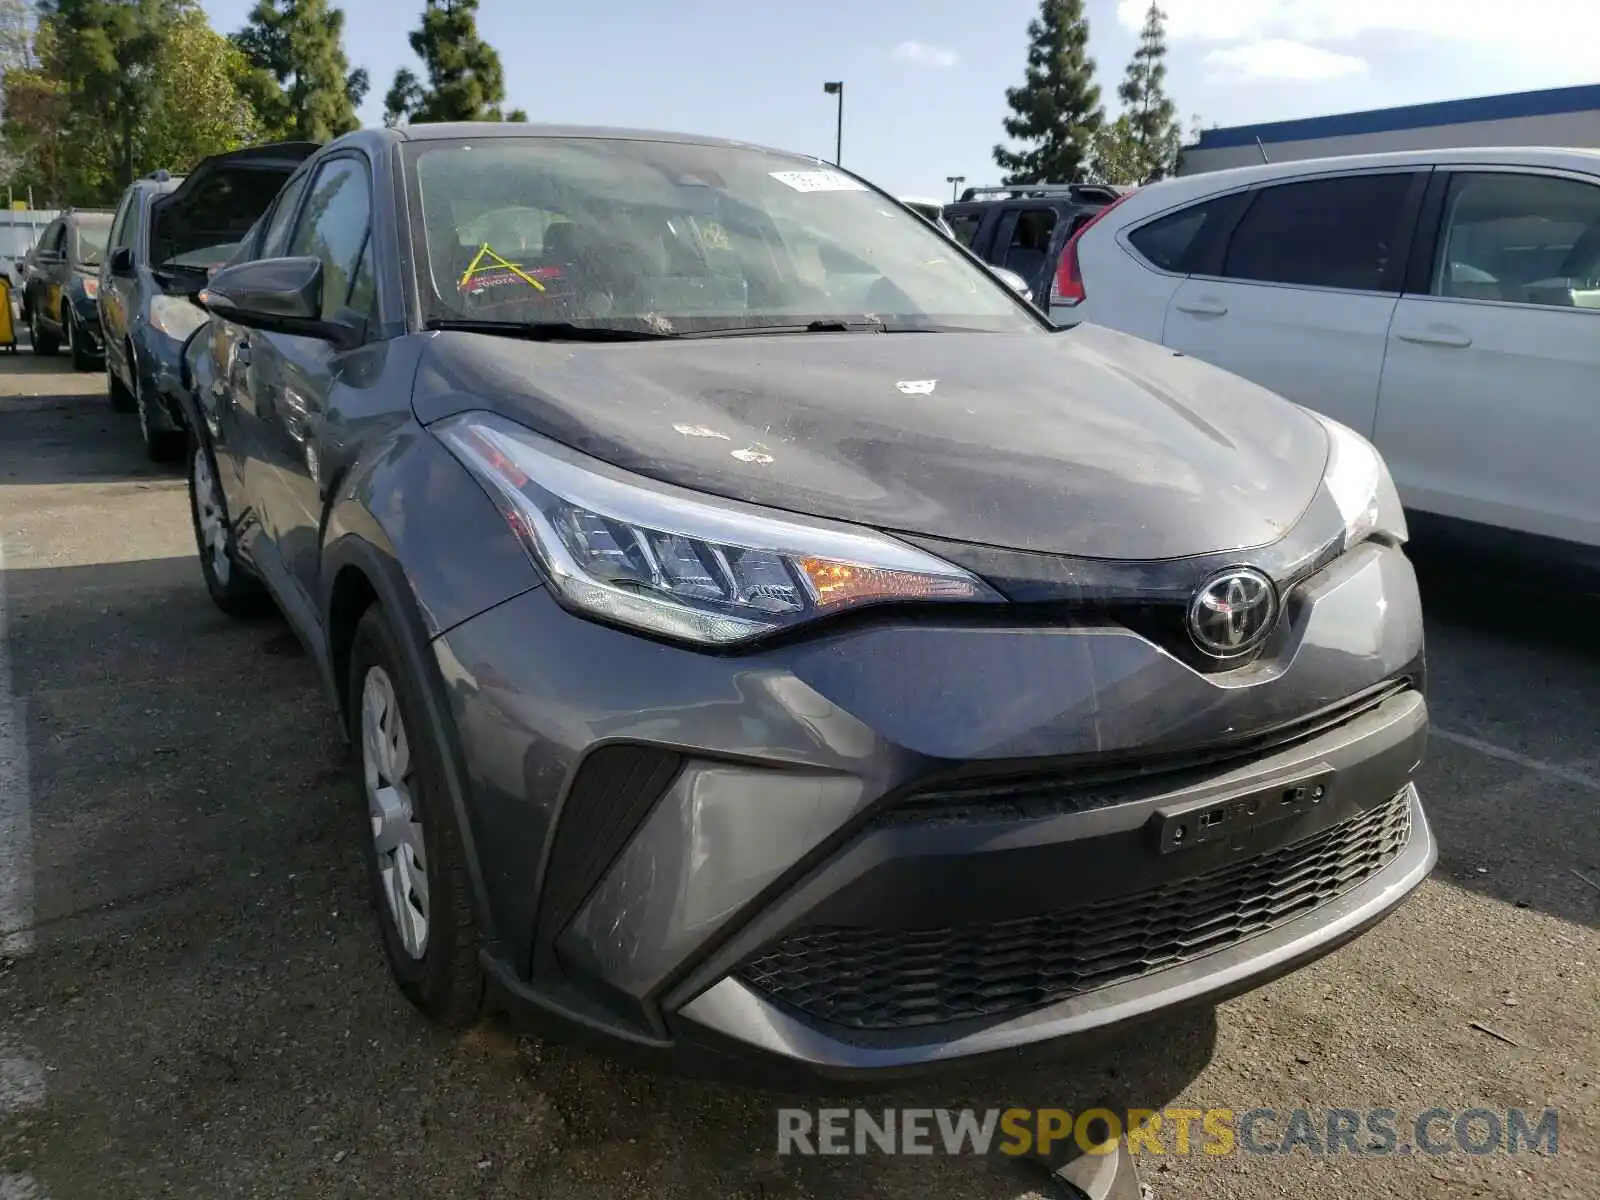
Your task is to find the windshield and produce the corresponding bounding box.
[72,217,112,267]
[403,137,1042,335]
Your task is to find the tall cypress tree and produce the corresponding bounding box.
[37,0,171,190]
[233,0,369,142]
[1117,2,1180,182]
[993,0,1103,185]
[383,0,525,126]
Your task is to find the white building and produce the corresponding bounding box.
[1177,83,1600,176]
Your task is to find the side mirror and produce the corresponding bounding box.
[199,256,364,350]
[993,266,1035,304]
[109,247,136,278]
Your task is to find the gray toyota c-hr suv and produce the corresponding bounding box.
[179,123,1434,1088]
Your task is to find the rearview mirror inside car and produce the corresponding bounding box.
[199,256,363,350]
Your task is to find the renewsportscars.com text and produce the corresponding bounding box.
[776,1106,1560,1158]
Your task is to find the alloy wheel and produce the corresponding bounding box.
[361,667,429,960]
[191,446,231,586]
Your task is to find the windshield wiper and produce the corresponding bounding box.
[674,318,891,339]
[426,318,675,342]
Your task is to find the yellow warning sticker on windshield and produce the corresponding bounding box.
[459,243,546,292]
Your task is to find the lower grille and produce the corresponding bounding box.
[740,789,1413,1031]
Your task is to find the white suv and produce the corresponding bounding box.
[1055,148,1600,560]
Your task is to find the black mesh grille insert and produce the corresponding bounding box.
[534,744,683,964]
[739,789,1412,1031]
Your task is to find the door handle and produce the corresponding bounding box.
[1176,299,1228,317]
[1396,330,1472,349]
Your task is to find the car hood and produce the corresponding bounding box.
[149,141,319,272]
[412,323,1330,560]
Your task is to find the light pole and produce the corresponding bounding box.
[946,175,966,201]
[822,81,844,165]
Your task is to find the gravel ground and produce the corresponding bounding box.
[0,354,1594,1199]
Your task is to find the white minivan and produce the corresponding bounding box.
[1055,148,1600,562]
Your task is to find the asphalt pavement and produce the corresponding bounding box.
[0,353,1595,1199]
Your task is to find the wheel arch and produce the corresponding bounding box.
[320,528,506,955]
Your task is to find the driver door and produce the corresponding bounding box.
[207,169,312,528]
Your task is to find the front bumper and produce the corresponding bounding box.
[131,325,189,433]
[433,540,1432,1085]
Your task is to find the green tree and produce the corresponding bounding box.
[1116,2,1181,182]
[1086,114,1146,186]
[233,0,368,142]
[993,0,1103,184]
[37,0,175,192]
[143,9,263,170]
[383,0,526,126]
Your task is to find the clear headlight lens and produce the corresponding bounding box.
[1311,411,1407,549]
[148,293,207,339]
[435,411,999,646]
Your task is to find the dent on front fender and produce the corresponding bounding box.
[323,425,542,638]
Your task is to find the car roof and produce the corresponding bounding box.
[1143,146,1600,208]
[379,121,808,160]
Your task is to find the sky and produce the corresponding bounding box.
[200,0,1599,200]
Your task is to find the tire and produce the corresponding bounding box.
[348,604,486,1028]
[28,305,58,355]
[107,345,137,412]
[67,312,96,371]
[186,435,266,615]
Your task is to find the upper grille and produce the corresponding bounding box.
[876,680,1413,828]
[740,789,1412,1032]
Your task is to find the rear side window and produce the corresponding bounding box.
[1128,198,1230,273]
[946,211,983,248]
[1002,209,1057,279]
[1221,173,1415,292]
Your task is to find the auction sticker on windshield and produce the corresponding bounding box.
[768,170,867,193]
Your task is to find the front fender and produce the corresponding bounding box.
[322,424,542,642]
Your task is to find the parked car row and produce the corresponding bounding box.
[73,123,1432,1093]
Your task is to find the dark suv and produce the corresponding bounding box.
[20,208,114,368]
[944,183,1130,311]
[100,142,318,460]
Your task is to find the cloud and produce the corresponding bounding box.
[891,41,959,69]
[1120,0,1600,74]
[1204,40,1369,83]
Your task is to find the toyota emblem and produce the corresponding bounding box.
[1187,568,1278,658]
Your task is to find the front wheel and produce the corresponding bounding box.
[66,313,95,371]
[187,436,265,615]
[28,306,57,355]
[349,605,486,1027]
[107,345,136,412]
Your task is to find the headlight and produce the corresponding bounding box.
[435,411,999,646]
[1310,411,1407,549]
[148,293,207,339]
